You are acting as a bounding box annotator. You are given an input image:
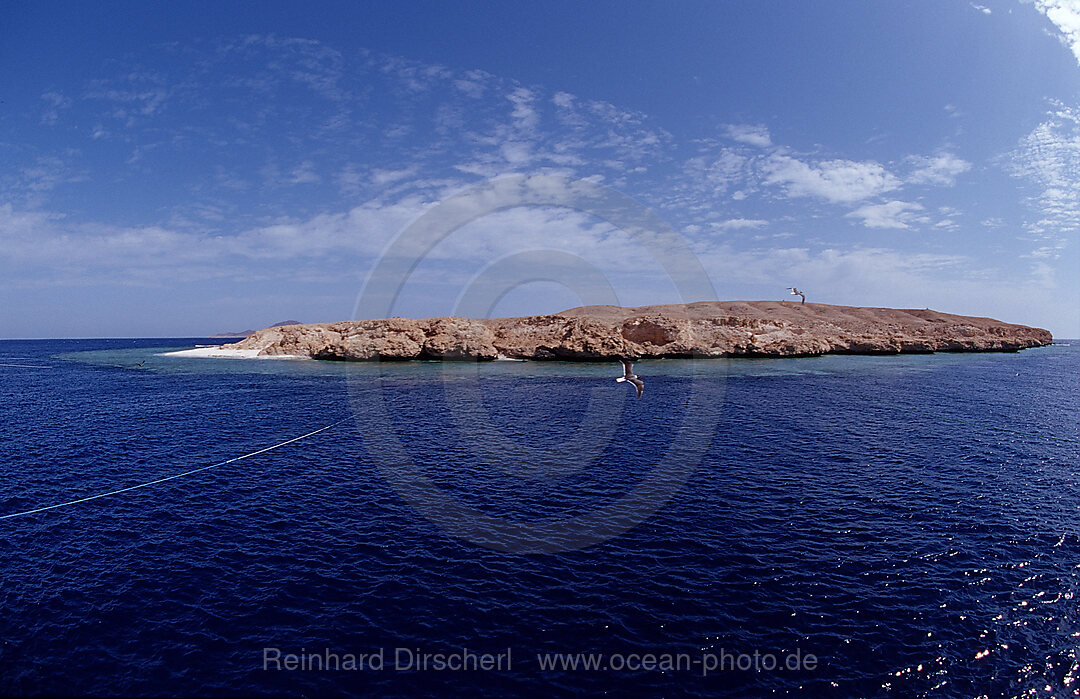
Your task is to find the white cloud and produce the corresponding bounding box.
[0,196,423,283]
[288,161,321,184]
[714,218,769,230]
[764,155,902,203]
[500,141,532,164]
[551,91,589,130]
[906,152,972,185]
[0,181,651,285]
[970,3,992,14]
[0,204,219,281]
[724,124,772,147]
[845,201,927,229]
[1031,0,1080,66]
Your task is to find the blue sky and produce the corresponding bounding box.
[2,0,1079,337]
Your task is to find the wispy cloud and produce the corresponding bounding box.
[453,70,489,99]
[507,87,540,134]
[40,91,71,125]
[714,218,769,230]
[2,30,1072,334]
[724,124,772,148]
[5,37,681,229]
[83,70,172,126]
[1006,100,1080,257]
[288,161,321,184]
[371,167,417,186]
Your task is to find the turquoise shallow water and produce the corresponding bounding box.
[1,338,1078,696]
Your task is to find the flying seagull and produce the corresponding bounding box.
[787,287,806,304]
[616,358,644,399]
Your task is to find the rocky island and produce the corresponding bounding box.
[217,302,1052,361]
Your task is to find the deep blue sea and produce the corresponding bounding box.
[1,339,1078,697]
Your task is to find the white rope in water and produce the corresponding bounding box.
[1,419,348,520]
[0,363,52,369]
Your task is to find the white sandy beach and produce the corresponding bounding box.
[160,347,310,360]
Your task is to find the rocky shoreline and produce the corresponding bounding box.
[221,302,1053,361]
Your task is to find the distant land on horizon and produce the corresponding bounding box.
[209,320,302,339]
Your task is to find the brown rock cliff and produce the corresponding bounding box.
[228,301,1053,361]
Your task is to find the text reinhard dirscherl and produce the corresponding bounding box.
[262,647,819,676]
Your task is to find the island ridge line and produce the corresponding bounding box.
[221,301,1053,361]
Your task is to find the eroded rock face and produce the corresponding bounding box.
[228,302,1053,361]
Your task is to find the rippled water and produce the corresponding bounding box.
[1,339,1078,696]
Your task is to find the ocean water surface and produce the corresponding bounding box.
[1,338,1078,697]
